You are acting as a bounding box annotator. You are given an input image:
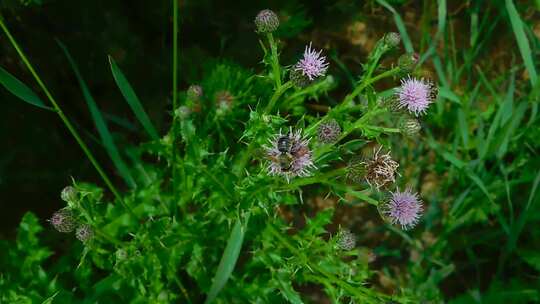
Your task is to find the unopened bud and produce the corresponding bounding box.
[61,186,77,203]
[255,9,280,33]
[400,117,421,137]
[398,53,419,73]
[382,32,401,49]
[50,208,76,233]
[75,224,94,243]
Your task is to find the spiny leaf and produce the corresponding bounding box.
[57,40,136,188]
[0,66,52,110]
[108,56,159,140]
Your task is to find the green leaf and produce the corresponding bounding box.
[0,66,52,110]
[205,216,249,303]
[505,0,538,86]
[41,291,60,304]
[108,56,159,140]
[57,41,136,188]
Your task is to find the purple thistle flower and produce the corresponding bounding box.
[395,77,436,116]
[265,128,315,181]
[383,188,423,230]
[294,43,329,81]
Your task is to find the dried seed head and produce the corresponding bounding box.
[395,77,437,116]
[265,128,316,181]
[317,119,341,144]
[61,186,77,203]
[255,9,280,33]
[336,229,356,250]
[364,147,399,189]
[50,208,76,233]
[294,42,329,81]
[398,53,419,73]
[400,117,421,137]
[75,224,94,243]
[382,32,401,49]
[381,188,423,230]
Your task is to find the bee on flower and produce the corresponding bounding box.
[265,128,315,181]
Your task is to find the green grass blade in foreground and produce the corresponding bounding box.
[205,217,248,303]
[0,66,53,110]
[505,0,538,86]
[57,41,136,188]
[376,0,414,53]
[108,56,159,140]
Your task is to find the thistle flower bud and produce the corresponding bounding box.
[336,229,356,250]
[116,249,128,261]
[398,53,419,73]
[400,117,421,137]
[290,68,311,88]
[75,224,94,243]
[50,208,76,233]
[175,105,191,119]
[382,32,401,49]
[317,119,341,144]
[346,156,367,183]
[187,84,203,101]
[215,90,234,115]
[378,96,402,114]
[61,186,77,203]
[254,9,279,33]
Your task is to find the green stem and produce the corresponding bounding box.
[266,33,281,88]
[0,16,133,215]
[342,66,401,107]
[172,0,180,214]
[264,81,293,113]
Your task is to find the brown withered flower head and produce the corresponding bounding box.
[363,147,399,189]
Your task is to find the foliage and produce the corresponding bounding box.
[1,0,539,303]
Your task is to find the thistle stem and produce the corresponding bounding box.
[0,16,134,217]
[171,0,180,215]
[266,33,281,88]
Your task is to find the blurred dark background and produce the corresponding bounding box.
[0,0,389,235]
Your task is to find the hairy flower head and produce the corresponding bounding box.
[76,224,94,243]
[317,119,341,144]
[396,77,437,116]
[382,188,423,230]
[294,43,329,81]
[336,229,356,250]
[255,9,279,33]
[364,147,399,189]
[265,128,315,181]
[50,208,76,233]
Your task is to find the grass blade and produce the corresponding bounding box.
[0,66,53,110]
[57,41,136,188]
[108,56,159,140]
[505,0,538,86]
[376,0,414,53]
[205,216,249,303]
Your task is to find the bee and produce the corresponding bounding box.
[277,153,293,172]
[277,134,292,153]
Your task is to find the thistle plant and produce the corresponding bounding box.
[0,6,437,304]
